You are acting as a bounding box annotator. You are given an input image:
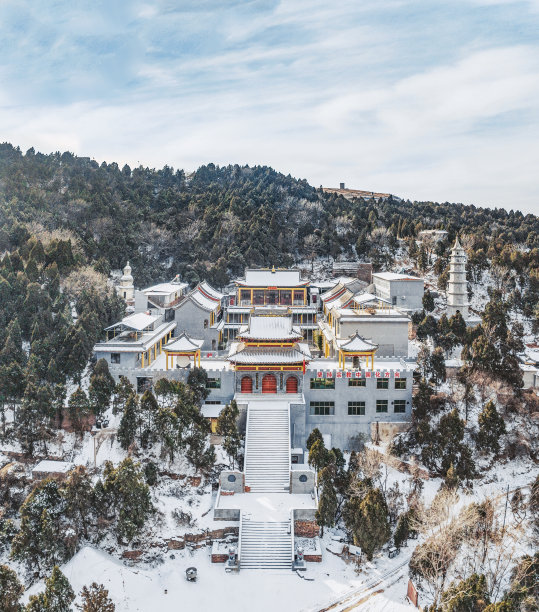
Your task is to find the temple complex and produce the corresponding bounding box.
[95,265,416,451]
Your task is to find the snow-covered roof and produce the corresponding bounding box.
[337,333,378,352]
[201,404,226,419]
[238,315,302,341]
[95,321,177,353]
[320,284,348,302]
[237,268,308,287]
[164,332,204,352]
[199,281,224,301]
[228,345,311,364]
[373,272,423,282]
[106,312,158,331]
[32,460,73,474]
[352,293,390,305]
[143,282,188,296]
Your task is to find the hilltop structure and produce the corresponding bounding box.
[447,237,469,319]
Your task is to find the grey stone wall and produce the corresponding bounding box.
[219,471,244,493]
[296,365,413,450]
[290,470,315,494]
[174,299,220,349]
[337,318,409,357]
[373,276,424,312]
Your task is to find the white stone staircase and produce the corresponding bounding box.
[244,401,290,493]
[240,519,292,570]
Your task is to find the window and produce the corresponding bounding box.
[394,400,406,413]
[395,378,407,389]
[280,290,291,305]
[348,401,366,416]
[376,400,388,413]
[293,290,304,305]
[204,400,221,405]
[206,378,221,389]
[309,401,335,415]
[204,319,209,329]
[348,378,366,387]
[310,377,335,389]
[392,296,397,305]
[376,379,389,389]
[165,309,175,322]
[111,353,121,364]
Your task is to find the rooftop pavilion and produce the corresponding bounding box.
[235,266,309,307]
[163,332,204,370]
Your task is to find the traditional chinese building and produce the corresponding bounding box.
[228,310,311,395]
[224,267,317,343]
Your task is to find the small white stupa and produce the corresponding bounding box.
[446,237,469,319]
[117,261,135,306]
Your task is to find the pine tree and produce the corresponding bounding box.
[63,466,94,540]
[139,389,159,447]
[477,400,506,455]
[154,406,179,461]
[112,377,135,415]
[393,512,410,549]
[345,488,390,560]
[429,348,447,385]
[449,311,467,343]
[88,359,115,416]
[117,394,138,451]
[316,465,337,536]
[17,373,54,457]
[27,566,75,612]
[186,367,209,405]
[437,573,490,611]
[422,289,435,313]
[68,387,91,435]
[444,463,460,490]
[216,400,241,468]
[103,458,153,543]
[0,564,23,612]
[308,438,331,475]
[306,428,323,451]
[185,427,216,474]
[0,318,25,367]
[11,480,72,573]
[76,582,115,612]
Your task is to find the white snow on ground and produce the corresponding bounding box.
[23,545,417,612]
[217,492,316,521]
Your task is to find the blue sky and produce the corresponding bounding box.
[0,1,538,214]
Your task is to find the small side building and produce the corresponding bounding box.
[173,282,224,350]
[372,272,424,312]
[32,460,74,481]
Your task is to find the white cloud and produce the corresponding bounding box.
[0,1,538,214]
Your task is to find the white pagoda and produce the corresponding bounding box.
[117,261,135,307]
[446,237,469,319]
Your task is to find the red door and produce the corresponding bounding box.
[262,374,277,393]
[241,376,253,393]
[286,376,298,393]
